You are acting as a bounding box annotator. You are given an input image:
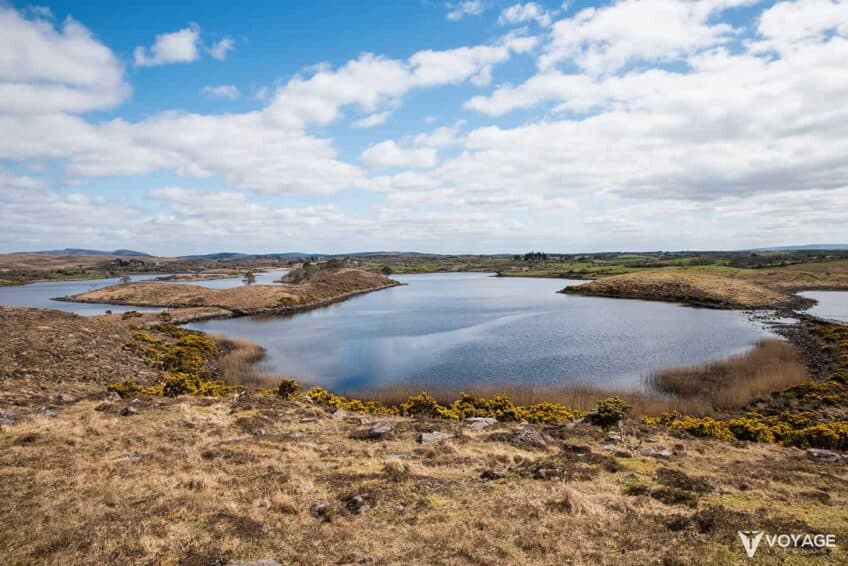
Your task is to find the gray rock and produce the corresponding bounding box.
[345,495,370,515]
[120,406,138,417]
[480,469,506,480]
[331,409,348,421]
[534,467,561,480]
[418,431,454,444]
[106,391,121,402]
[466,417,497,431]
[0,409,16,427]
[510,428,548,449]
[37,407,57,418]
[310,501,330,518]
[56,394,76,404]
[807,448,847,463]
[640,447,673,459]
[352,421,395,440]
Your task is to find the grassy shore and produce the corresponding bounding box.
[63,268,399,322]
[1,306,847,564]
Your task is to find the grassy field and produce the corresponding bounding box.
[2,305,848,564]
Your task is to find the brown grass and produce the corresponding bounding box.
[647,339,808,411]
[211,334,279,387]
[563,269,795,309]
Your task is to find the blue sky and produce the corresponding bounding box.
[2,0,848,255]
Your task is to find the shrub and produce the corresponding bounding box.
[276,379,301,398]
[668,416,734,441]
[590,396,632,427]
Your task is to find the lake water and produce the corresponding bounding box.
[185,273,775,392]
[0,274,170,315]
[0,269,292,315]
[798,291,848,322]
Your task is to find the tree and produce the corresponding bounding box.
[242,271,256,286]
[119,274,132,284]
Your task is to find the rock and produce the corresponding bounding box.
[331,409,348,421]
[56,394,76,404]
[94,402,113,412]
[806,448,847,463]
[466,417,497,431]
[640,447,673,459]
[352,421,395,440]
[310,501,331,519]
[480,469,506,480]
[37,407,57,418]
[605,432,623,443]
[417,431,454,444]
[344,494,370,515]
[358,556,375,565]
[511,428,548,449]
[106,391,121,402]
[227,560,282,566]
[0,409,16,427]
[533,467,562,480]
[120,406,138,417]
[299,417,317,423]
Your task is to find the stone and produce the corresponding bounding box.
[418,431,454,444]
[480,469,506,480]
[511,428,548,449]
[533,467,561,480]
[227,560,282,566]
[806,448,846,463]
[120,406,139,417]
[56,394,76,403]
[106,391,121,402]
[345,495,370,515]
[37,407,57,418]
[466,417,497,431]
[352,421,395,440]
[640,447,672,459]
[310,501,330,519]
[331,409,348,421]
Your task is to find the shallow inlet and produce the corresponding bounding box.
[185,272,776,393]
[797,290,848,323]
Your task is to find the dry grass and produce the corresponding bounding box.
[66,268,398,318]
[1,395,846,565]
[648,339,809,411]
[563,269,795,309]
[211,334,280,387]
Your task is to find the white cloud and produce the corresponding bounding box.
[0,7,128,115]
[352,111,391,128]
[134,25,201,67]
[208,36,235,60]
[539,0,748,74]
[265,34,534,129]
[446,1,485,21]
[753,0,848,54]
[361,141,437,170]
[202,84,239,99]
[499,3,552,27]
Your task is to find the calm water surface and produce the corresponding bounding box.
[798,291,848,322]
[186,273,774,392]
[0,269,291,315]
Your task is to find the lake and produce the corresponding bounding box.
[797,291,848,322]
[0,269,291,315]
[185,273,775,393]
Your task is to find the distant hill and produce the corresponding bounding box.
[181,251,440,260]
[753,244,848,251]
[13,248,152,257]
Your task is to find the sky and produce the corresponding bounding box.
[1,0,847,256]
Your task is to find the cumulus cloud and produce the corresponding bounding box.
[0,7,129,115]
[134,25,201,66]
[539,0,749,74]
[208,36,235,60]
[202,84,239,99]
[264,33,534,129]
[499,3,552,27]
[446,1,485,21]
[361,141,437,170]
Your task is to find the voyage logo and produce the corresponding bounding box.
[738,531,765,558]
[738,530,837,558]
